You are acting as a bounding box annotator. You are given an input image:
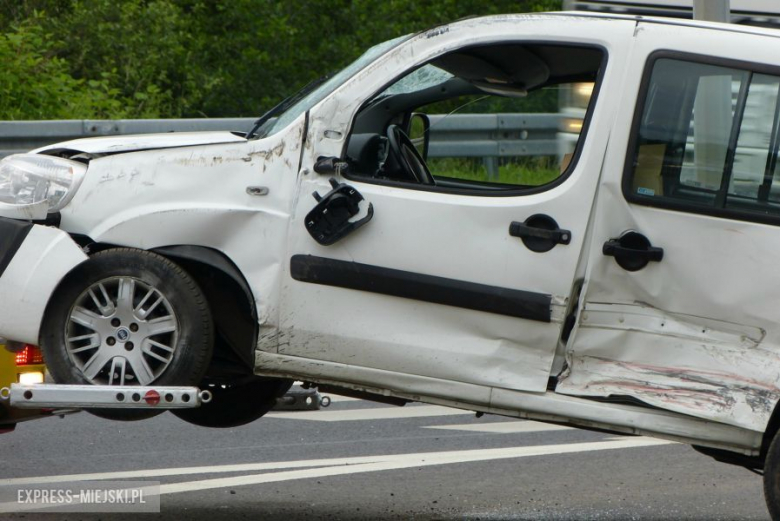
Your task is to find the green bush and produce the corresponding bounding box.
[0,0,562,120]
[0,16,125,119]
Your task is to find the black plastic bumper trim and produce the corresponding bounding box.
[0,218,33,278]
[290,254,552,323]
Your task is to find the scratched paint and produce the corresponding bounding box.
[2,13,779,455]
[559,302,780,432]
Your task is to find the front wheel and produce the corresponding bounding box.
[40,248,214,420]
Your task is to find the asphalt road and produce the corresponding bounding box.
[0,391,770,520]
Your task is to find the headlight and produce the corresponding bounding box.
[0,154,87,216]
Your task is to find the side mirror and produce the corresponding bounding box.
[408,113,431,161]
[305,178,373,245]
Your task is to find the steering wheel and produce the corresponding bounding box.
[386,124,435,185]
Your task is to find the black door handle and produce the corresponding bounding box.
[603,231,663,271]
[510,222,571,243]
[509,214,571,253]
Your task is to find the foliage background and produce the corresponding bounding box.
[0,0,561,120]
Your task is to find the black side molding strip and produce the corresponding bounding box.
[0,218,33,278]
[290,255,552,323]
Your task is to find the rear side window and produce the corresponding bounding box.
[624,54,780,223]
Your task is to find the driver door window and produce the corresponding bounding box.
[419,87,591,188]
[345,43,602,194]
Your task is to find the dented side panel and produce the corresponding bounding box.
[278,16,637,393]
[560,24,780,433]
[560,303,780,431]
[59,115,309,352]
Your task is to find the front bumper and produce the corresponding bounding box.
[0,218,88,345]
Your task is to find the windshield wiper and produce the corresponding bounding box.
[246,74,331,140]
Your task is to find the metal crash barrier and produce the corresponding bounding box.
[0,115,564,161]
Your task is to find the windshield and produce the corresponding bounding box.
[379,64,453,97]
[253,34,411,139]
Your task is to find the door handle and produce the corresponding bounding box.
[509,214,571,253]
[603,231,663,272]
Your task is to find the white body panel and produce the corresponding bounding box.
[0,226,87,344]
[559,23,780,433]
[280,16,632,393]
[33,131,246,155]
[58,118,308,346]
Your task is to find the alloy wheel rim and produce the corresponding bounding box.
[64,277,179,385]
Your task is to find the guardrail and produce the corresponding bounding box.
[0,114,565,160]
[0,118,255,158]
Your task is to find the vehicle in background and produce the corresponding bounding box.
[563,0,780,27]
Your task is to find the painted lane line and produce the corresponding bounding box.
[0,438,674,513]
[265,404,470,421]
[0,458,379,487]
[145,438,676,495]
[0,437,674,489]
[423,421,571,434]
[0,438,674,512]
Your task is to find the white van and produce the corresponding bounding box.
[3,11,780,517]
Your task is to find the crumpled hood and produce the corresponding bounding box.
[32,131,246,156]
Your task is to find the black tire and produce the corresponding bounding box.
[766,432,780,520]
[172,376,292,428]
[40,248,214,421]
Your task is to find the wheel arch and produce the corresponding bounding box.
[150,245,258,375]
[48,239,258,375]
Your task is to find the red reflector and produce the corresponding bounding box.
[15,345,44,366]
[144,390,161,406]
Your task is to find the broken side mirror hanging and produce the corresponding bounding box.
[305,178,374,245]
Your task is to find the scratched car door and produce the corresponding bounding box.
[560,22,780,433]
[279,16,634,394]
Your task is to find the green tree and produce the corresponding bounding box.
[0,14,125,119]
[0,0,562,120]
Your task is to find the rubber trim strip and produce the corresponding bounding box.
[290,254,552,322]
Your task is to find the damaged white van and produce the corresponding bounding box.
[3,11,780,517]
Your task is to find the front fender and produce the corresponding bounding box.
[0,219,87,345]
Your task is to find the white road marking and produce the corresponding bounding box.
[0,437,674,496]
[159,438,673,495]
[266,404,470,421]
[423,421,571,434]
